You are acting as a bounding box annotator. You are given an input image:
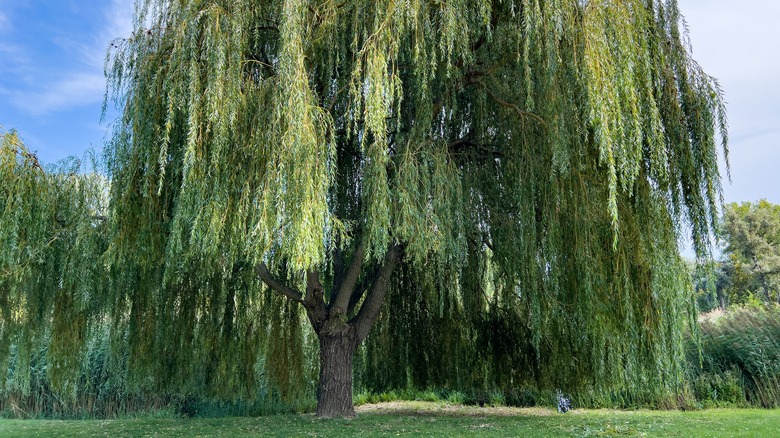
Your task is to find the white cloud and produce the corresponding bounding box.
[0,11,10,32]
[106,0,135,38]
[679,0,780,205]
[10,72,106,115]
[2,1,135,115]
[81,0,134,68]
[0,41,37,88]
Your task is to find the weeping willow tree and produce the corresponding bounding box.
[3,0,726,418]
[0,128,109,401]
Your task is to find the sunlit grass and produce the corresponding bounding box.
[1,402,778,437]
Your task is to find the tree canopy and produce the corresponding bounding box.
[719,200,780,305]
[2,0,728,417]
[0,128,108,397]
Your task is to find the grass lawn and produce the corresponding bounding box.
[1,401,777,437]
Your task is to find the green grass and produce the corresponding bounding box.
[0,402,778,437]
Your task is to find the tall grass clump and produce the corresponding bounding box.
[691,304,780,408]
[1,329,316,419]
[1,338,178,419]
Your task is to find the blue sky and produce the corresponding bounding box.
[682,0,780,206]
[0,0,132,164]
[1,0,777,206]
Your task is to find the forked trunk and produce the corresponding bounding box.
[255,246,400,418]
[316,331,356,418]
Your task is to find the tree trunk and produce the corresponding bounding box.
[316,331,356,418]
[256,245,401,418]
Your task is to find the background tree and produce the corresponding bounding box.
[690,260,728,312]
[0,128,108,399]
[3,0,727,418]
[719,200,780,305]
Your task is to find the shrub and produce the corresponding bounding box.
[445,391,466,404]
[691,369,746,407]
[691,304,780,408]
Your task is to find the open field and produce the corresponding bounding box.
[1,401,778,437]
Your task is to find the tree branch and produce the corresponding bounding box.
[347,261,379,315]
[304,271,330,333]
[254,263,304,304]
[11,147,44,173]
[305,271,324,305]
[331,244,345,302]
[467,233,495,253]
[479,82,548,128]
[351,245,402,344]
[449,138,504,160]
[330,241,366,315]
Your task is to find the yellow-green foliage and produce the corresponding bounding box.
[0,129,109,397]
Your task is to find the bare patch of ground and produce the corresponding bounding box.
[355,401,559,417]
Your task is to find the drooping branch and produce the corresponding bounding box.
[478,82,547,128]
[449,138,504,160]
[352,245,402,344]
[10,146,44,173]
[254,263,304,304]
[330,241,366,315]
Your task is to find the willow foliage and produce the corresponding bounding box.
[3,0,726,404]
[0,129,109,397]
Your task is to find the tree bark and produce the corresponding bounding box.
[316,330,357,418]
[255,245,401,418]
